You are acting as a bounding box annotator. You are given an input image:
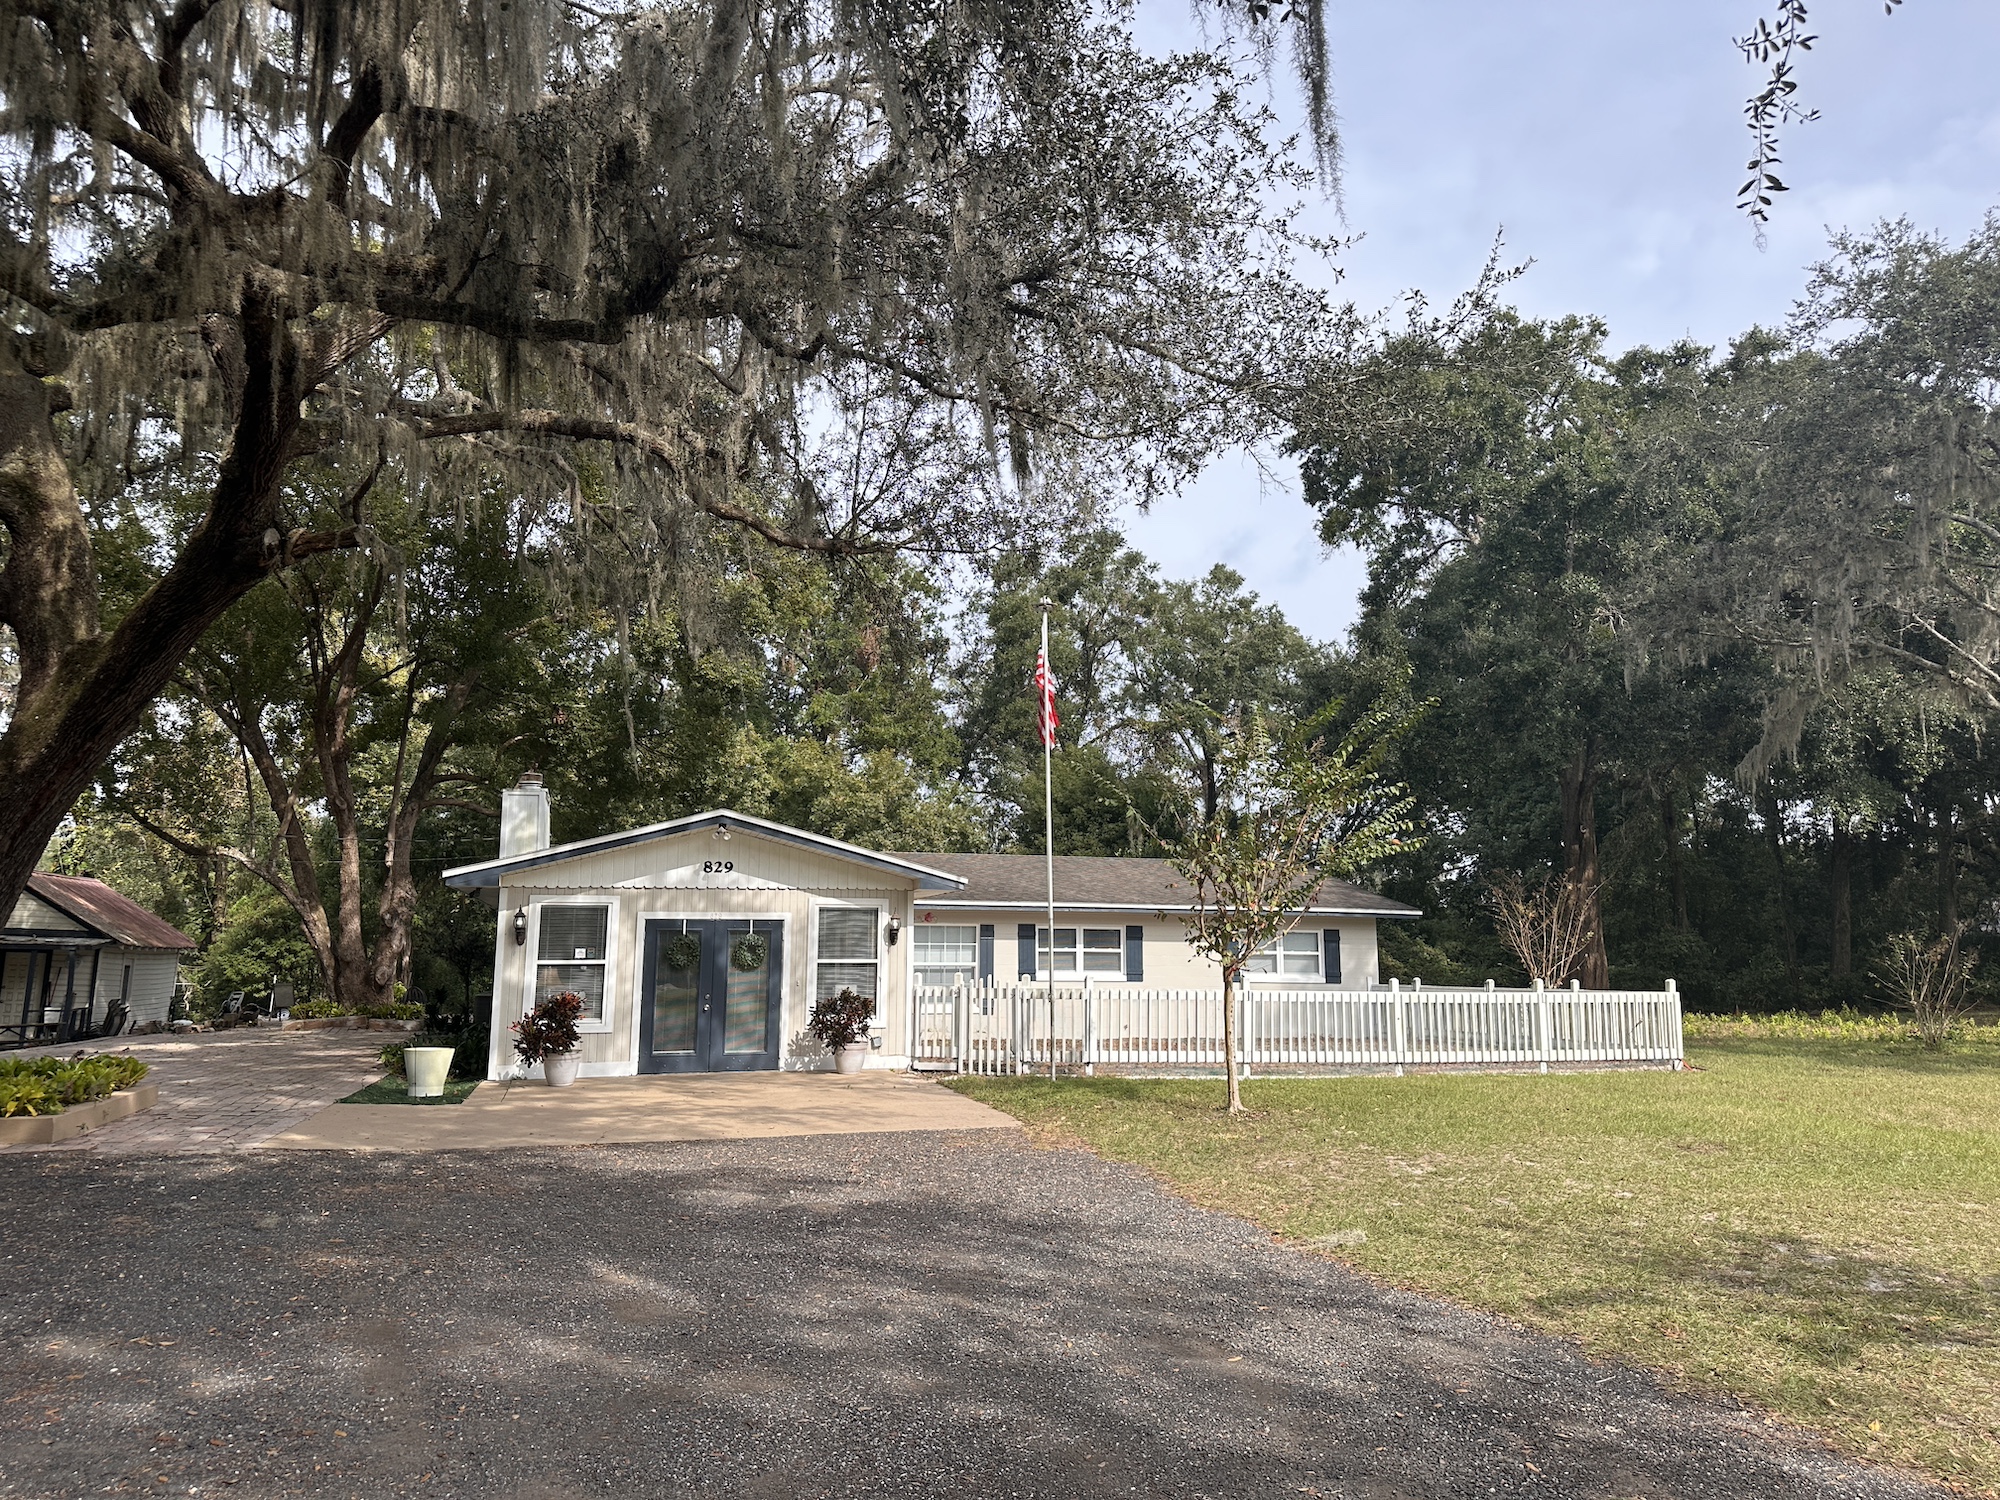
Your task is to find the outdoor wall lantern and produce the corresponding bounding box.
[512,907,528,946]
[885,916,901,946]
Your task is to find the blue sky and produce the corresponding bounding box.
[1123,0,2000,644]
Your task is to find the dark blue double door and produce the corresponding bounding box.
[639,919,784,1073]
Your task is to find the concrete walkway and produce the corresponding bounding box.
[267,1069,1019,1150]
[0,1027,384,1155]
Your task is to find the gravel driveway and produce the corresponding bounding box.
[0,1132,1934,1499]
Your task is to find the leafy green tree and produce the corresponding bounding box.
[1130,565,1330,822]
[0,0,1320,922]
[1161,703,1419,1113]
[107,489,549,1013]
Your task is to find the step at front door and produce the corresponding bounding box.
[638,919,784,1073]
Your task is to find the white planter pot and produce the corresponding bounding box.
[832,1045,866,1076]
[404,1046,453,1099]
[543,1052,582,1088]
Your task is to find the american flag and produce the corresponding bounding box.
[1033,644,1059,749]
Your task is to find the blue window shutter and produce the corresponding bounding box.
[1125,924,1145,982]
[978,924,995,982]
[1017,924,1037,979]
[1324,929,1342,984]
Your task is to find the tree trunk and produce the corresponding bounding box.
[1937,804,1959,932]
[1659,782,1689,932]
[1830,820,1853,977]
[0,301,311,921]
[1558,739,1609,988]
[1760,786,1797,980]
[1222,962,1244,1113]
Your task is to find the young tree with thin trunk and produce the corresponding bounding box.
[1160,701,1418,1113]
[1487,873,1602,989]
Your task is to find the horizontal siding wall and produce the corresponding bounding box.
[913,909,1383,989]
[5,892,90,933]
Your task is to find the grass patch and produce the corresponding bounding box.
[949,1033,2000,1493]
[338,1076,481,1106]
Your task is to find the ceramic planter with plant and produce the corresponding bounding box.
[807,987,875,1075]
[512,990,585,1086]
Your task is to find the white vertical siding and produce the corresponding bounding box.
[488,872,917,1079]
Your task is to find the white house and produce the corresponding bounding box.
[2,875,195,1046]
[443,775,1421,1080]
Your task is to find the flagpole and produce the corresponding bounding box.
[1040,597,1057,1081]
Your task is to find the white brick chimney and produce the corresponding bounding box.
[499,772,550,858]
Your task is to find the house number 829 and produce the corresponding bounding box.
[703,860,734,874]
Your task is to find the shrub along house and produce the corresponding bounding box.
[1,875,196,1047]
[443,775,1420,1080]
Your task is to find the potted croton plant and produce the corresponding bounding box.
[807,987,875,1075]
[513,990,584,1087]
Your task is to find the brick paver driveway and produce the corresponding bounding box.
[0,1133,1937,1498]
[0,1028,384,1155]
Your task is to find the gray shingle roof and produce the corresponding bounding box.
[888,853,1420,918]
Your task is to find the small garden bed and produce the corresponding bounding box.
[0,1054,157,1145]
[0,1053,150,1117]
[338,1077,481,1106]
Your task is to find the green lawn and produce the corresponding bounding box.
[948,1029,2000,1494]
[338,1077,481,1105]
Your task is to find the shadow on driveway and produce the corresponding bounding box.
[0,1131,1936,1498]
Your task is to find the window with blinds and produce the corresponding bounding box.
[536,903,610,1022]
[815,906,879,1003]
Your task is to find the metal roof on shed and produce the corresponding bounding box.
[7,874,197,950]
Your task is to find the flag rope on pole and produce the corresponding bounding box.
[1037,599,1058,1079]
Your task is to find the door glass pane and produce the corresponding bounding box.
[724,935,769,1054]
[649,928,698,1053]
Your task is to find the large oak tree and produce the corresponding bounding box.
[0,0,1320,916]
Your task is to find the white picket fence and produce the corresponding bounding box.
[912,978,1683,1076]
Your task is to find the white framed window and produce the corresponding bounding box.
[1035,926,1125,979]
[1244,930,1321,981]
[815,906,879,1004]
[535,903,611,1027]
[913,923,978,989]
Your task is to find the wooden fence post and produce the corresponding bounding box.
[1534,978,1549,1074]
[1083,979,1097,1076]
[1390,976,1406,1076]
